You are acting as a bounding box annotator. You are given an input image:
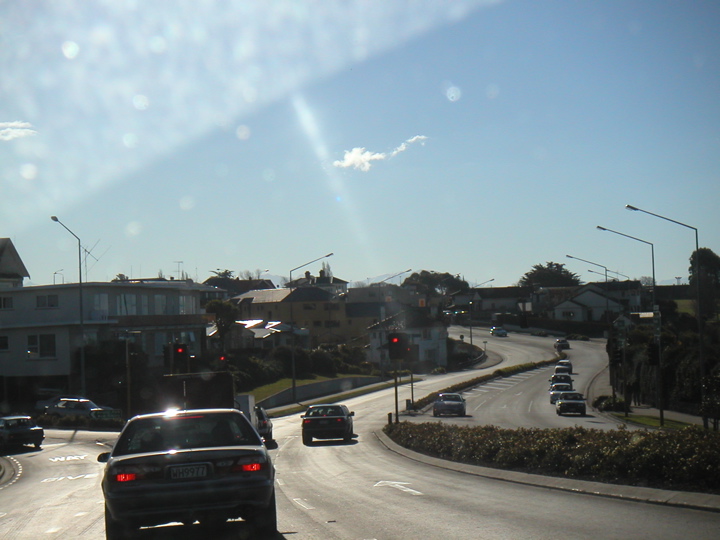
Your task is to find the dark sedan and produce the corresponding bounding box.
[433,393,466,417]
[301,404,354,444]
[98,408,276,538]
[0,416,44,450]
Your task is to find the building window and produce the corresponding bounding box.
[36,294,59,308]
[0,297,13,309]
[94,293,109,311]
[27,334,57,359]
[154,294,167,315]
[117,294,137,315]
[0,335,8,351]
[179,295,196,315]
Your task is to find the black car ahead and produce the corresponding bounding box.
[301,404,354,445]
[98,408,276,538]
[0,415,44,450]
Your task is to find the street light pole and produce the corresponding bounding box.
[625,204,706,428]
[288,252,334,402]
[597,225,663,426]
[51,216,86,396]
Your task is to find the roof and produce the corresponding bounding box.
[0,238,30,280]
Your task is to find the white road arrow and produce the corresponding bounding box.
[374,481,423,496]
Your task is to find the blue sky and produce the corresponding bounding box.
[2,0,719,288]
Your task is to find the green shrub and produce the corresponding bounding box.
[383,422,720,494]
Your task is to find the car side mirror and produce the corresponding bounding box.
[349,411,355,416]
[97,452,110,463]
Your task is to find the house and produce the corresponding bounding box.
[366,308,449,370]
[0,238,30,289]
[0,274,216,401]
[234,287,347,347]
[207,319,303,351]
[550,282,642,322]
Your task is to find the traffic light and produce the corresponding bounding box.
[388,332,410,360]
[174,343,189,371]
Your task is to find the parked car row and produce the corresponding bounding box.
[548,358,587,416]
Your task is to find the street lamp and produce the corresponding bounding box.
[626,203,706,427]
[288,252,334,402]
[377,268,412,285]
[587,268,630,281]
[597,225,663,425]
[476,278,495,287]
[51,216,86,396]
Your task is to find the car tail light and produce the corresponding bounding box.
[108,464,160,483]
[230,455,267,474]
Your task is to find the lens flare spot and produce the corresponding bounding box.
[179,196,195,211]
[125,221,142,237]
[133,95,150,110]
[20,163,38,180]
[235,125,251,140]
[446,85,462,102]
[62,41,79,59]
[123,133,138,148]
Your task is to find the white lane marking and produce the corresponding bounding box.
[49,454,88,462]
[293,498,316,510]
[374,481,423,496]
[40,473,98,483]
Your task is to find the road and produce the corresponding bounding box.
[2,328,720,538]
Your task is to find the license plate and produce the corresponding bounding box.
[169,464,208,480]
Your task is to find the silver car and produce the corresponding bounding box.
[433,393,466,417]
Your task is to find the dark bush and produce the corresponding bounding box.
[383,422,720,494]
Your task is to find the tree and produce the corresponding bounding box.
[518,262,581,287]
[689,248,720,320]
[205,300,240,351]
[211,269,235,279]
[401,270,469,296]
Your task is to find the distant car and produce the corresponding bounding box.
[45,398,118,419]
[549,383,574,403]
[554,364,572,375]
[433,393,466,417]
[0,416,44,450]
[98,408,276,538]
[301,404,354,445]
[549,374,573,387]
[490,327,508,337]
[255,406,273,442]
[556,359,573,373]
[555,338,570,350]
[35,394,85,412]
[555,393,587,416]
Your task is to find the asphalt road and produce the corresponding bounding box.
[2,328,720,538]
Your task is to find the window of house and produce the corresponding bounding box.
[0,335,8,351]
[140,295,149,315]
[324,303,339,311]
[303,303,315,310]
[422,329,431,340]
[179,295,196,315]
[36,294,59,308]
[154,294,167,315]
[94,293,109,312]
[324,320,340,328]
[0,297,13,309]
[117,294,137,315]
[27,334,57,358]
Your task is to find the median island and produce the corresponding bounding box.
[384,358,720,496]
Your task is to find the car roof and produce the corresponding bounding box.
[1,415,33,420]
[128,408,244,421]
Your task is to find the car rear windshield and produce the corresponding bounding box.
[306,406,344,417]
[112,412,261,456]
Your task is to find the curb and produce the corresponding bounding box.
[373,428,720,513]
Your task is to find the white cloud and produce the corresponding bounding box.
[333,135,427,171]
[0,121,37,141]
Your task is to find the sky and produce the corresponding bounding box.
[2,0,719,289]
